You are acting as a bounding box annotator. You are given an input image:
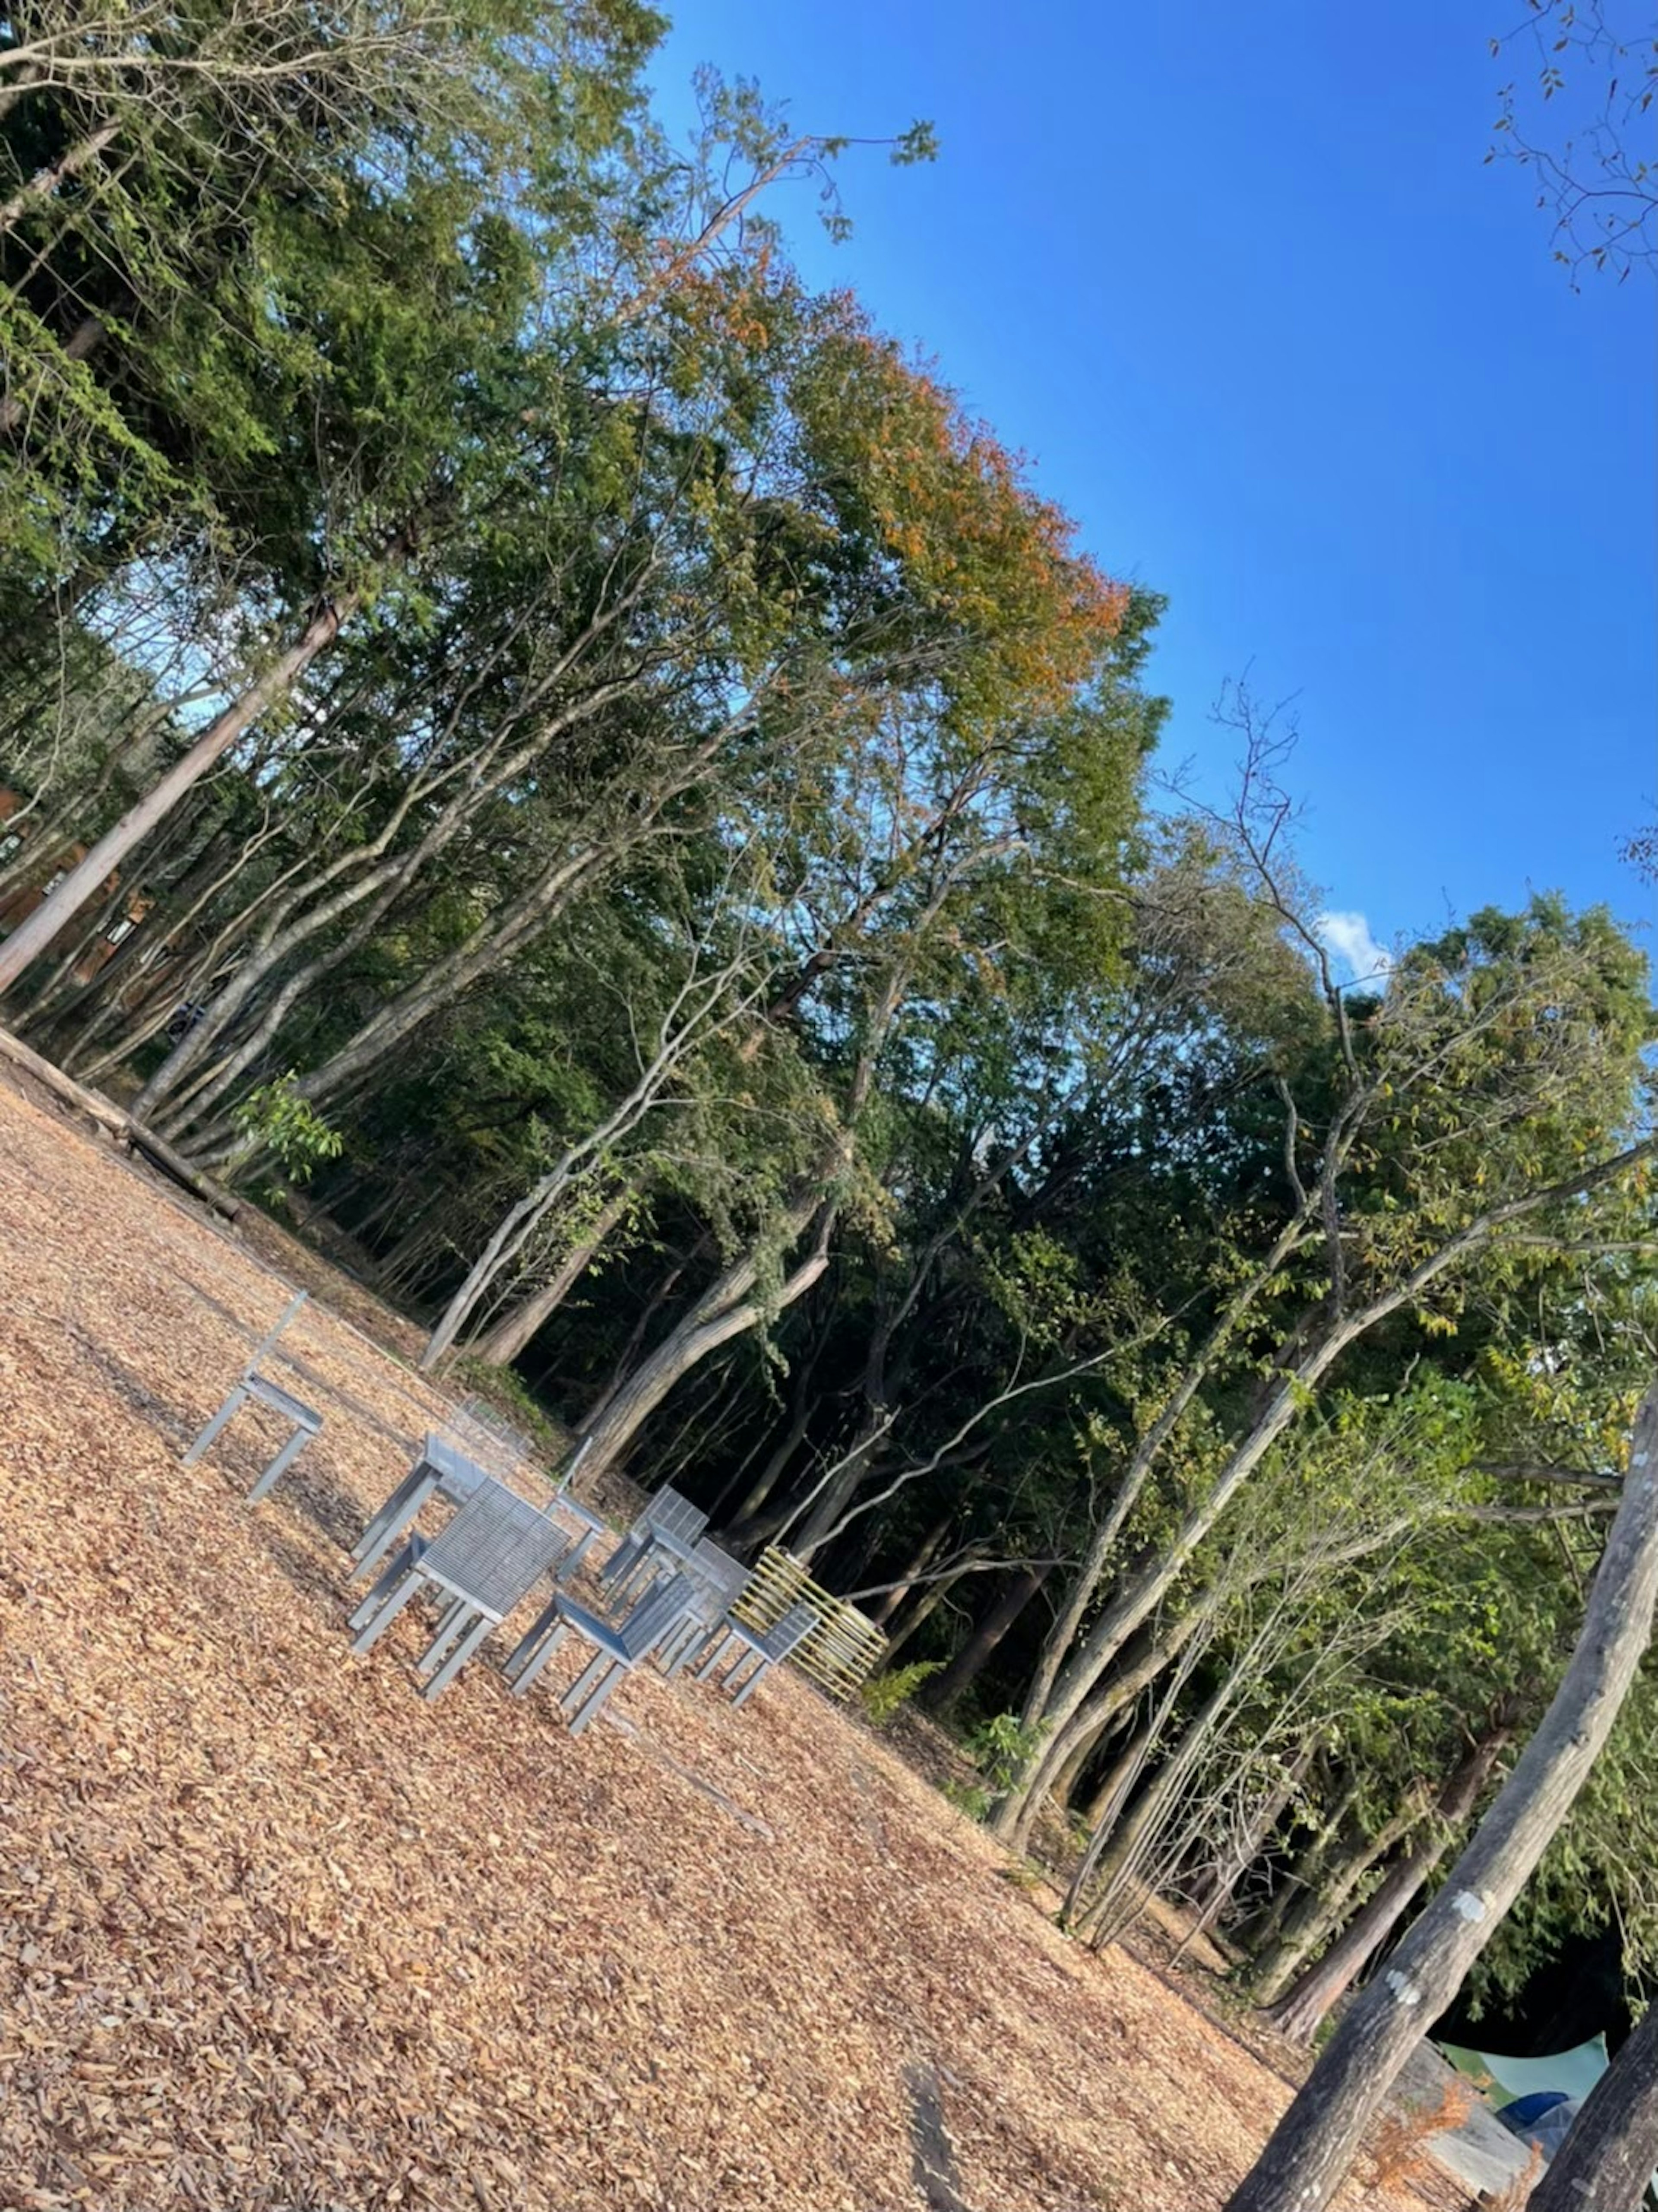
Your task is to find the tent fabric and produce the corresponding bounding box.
[1438,2036,1610,2106]
[1497,2093,1581,2159]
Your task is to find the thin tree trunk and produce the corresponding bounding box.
[789,1407,890,1562]
[1265,1709,1520,2043]
[1189,1740,1318,1936]
[0,596,354,998]
[879,1562,978,1665]
[924,1563,1054,1711]
[1528,1995,1658,2212]
[579,1242,693,1426]
[1222,1379,1658,2212]
[865,1515,953,1627]
[1000,1139,1655,1852]
[1235,1772,1363,1963]
[1076,1679,1233,1943]
[712,1382,821,1529]
[1077,1716,1158,1846]
[1016,1201,1319,1740]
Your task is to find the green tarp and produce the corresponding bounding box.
[1438,2035,1610,2106]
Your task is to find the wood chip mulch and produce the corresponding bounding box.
[0,1077,1457,2212]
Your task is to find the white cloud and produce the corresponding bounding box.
[1316,910,1393,987]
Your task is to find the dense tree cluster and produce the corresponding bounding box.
[3,0,1655,2114]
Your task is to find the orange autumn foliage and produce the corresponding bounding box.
[803,300,1130,714]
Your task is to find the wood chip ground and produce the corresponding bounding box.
[0,1077,1462,2212]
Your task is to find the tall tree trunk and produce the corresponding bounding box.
[1527,1996,1658,2212]
[1075,1678,1234,1945]
[1265,1708,1521,2043]
[717,1400,816,1534]
[580,1242,696,1427]
[789,1407,891,1562]
[1222,1379,1658,2212]
[463,1188,635,1366]
[879,1562,979,1665]
[924,1563,1054,1711]
[1075,1717,1158,1857]
[0,596,354,998]
[1234,1772,1363,1965]
[1014,1201,1319,1743]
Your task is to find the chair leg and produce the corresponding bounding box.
[730,1654,772,1708]
[661,1621,705,1679]
[560,1650,612,1715]
[695,1629,737,1682]
[350,1570,426,1654]
[556,1529,597,1581]
[599,1537,641,1588]
[351,1468,433,1572]
[420,1614,494,1702]
[247,1423,313,1502]
[348,1541,419,1632]
[506,1611,568,1695]
[182,1386,247,1467]
[564,1659,627,1737]
[415,1599,474,1676]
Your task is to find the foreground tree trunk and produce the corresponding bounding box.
[1222,1380,1658,2212]
[1265,1706,1520,2043]
[1528,1995,1658,2212]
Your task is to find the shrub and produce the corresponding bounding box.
[859,1659,943,1727]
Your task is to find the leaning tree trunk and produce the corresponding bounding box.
[1222,1379,1658,2212]
[1000,1139,1655,1856]
[464,1187,636,1366]
[1265,1707,1520,2044]
[863,1515,954,1627]
[1245,1791,1423,2006]
[1074,1678,1233,1946]
[0,595,356,999]
[877,1562,980,1665]
[566,1196,833,1486]
[1528,1993,1658,2212]
[1061,1716,1158,1922]
[924,1563,1054,1712]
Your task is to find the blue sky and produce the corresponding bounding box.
[651,1,1655,970]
